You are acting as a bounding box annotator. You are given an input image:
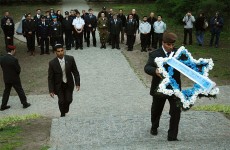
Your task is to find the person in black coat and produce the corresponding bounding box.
[2,18,14,50]
[144,32,181,141]
[85,8,97,47]
[147,12,157,49]
[37,15,50,55]
[109,14,122,49]
[0,45,31,111]
[1,11,14,31]
[48,44,80,117]
[81,10,88,42]
[22,13,36,56]
[125,14,137,51]
[117,9,127,44]
[49,15,62,52]
[34,9,42,47]
[62,11,74,50]
[195,12,206,46]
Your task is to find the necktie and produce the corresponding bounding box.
[167,52,171,57]
[60,60,67,83]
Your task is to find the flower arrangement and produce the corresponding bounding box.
[155,46,219,110]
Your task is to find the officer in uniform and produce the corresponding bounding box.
[98,13,108,49]
[49,15,62,52]
[62,11,73,50]
[37,15,50,55]
[85,8,97,47]
[22,13,36,56]
[139,16,151,52]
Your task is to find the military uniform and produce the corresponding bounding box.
[97,17,108,49]
[49,17,62,51]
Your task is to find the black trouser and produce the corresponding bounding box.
[71,32,75,47]
[40,37,49,54]
[111,33,120,48]
[127,34,135,50]
[148,30,154,48]
[83,27,87,42]
[141,33,149,50]
[4,35,13,50]
[65,30,72,49]
[86,30,96,46]
[36,32,41,46]
[75,31,83,48]
[183,28,193,45]
[57,82,73,114]
[26,34,35,52]
[151,95,181,139]
[153,33,163,49]
[1,82,27,107]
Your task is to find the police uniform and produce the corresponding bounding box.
[97,16,108,49]
[49,16,62,51]
[62,11,73,50]
[22,14,36,55]
[139,21,151,52]
[72,15,85,50]
[37,15,50,54]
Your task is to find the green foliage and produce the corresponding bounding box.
[40,145,51,150]
[192,104,230,114]
[0,114,40,129]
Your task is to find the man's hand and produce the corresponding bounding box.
[50,92,55,98]
[76,86,80,91]
[155,68,162,78]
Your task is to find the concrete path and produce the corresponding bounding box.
[1,0,230,150]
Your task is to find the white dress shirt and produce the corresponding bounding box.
[72,17,85,29]
[139,22,151,34]
[153,21,166,33]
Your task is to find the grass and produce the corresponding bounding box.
[0,114,41,150]
[192,104,230,114]
[40,145,51,150]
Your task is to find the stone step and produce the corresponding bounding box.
[49,111,230,150]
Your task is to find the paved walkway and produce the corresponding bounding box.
[1,0,230,149]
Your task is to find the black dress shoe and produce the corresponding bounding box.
[23,103,31,109]
[80,47,83,50]
[167,137,179,141]
[60,113,65,117]
[0,105,11,111]
[116,47,120,50]
[150,128,158,135]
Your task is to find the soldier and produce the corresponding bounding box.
[22,13,36,56]
[98,13,108,49]
[2,18,14,50]
[62,11,73,50]
[37,15,50,55]
[139,16,151,52]
[125,14,137,51]
[81,10,88,42]
[85,8,97,47]
[34,9,42,47]
[49,15,62,52]
[72,11,85,50]
[109,14,122,49]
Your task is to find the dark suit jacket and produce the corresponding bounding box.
[109,19,122,35]
[85,14,97,31]
[0,54,21,83]
[48,55,80,94]
[144,48,181,96]
[125,19,137,35]
[22,19,36,36]
[37,21,50,38]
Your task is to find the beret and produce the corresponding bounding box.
[7,45,16,50]
[162,32,177,43]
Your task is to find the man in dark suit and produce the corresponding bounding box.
[37,15,50,55]
[84,8,97,47]
[109,14,122,49]
[144,32,181,141]
[125,14,137,51]
[48,44,80,117]
[34,9,42,47]
[0,45,31,111]
[62,11,74,50]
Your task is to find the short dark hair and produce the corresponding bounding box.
[158,15,162,18]
[88,8,93,11]
[54,44,63,51]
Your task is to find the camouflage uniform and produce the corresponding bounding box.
[97,17,108,48]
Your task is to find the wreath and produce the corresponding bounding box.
[154,46,219,110]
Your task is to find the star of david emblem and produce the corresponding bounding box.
[155,46,219,110]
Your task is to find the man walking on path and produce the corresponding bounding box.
[48,44,80,117]
[0,45,31,111]
[144,32,181,141]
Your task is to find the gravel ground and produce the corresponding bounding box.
[1,0,229,150]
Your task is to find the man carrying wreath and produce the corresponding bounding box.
[144,32,181,141]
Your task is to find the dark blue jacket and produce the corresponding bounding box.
[37,21,50,38]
